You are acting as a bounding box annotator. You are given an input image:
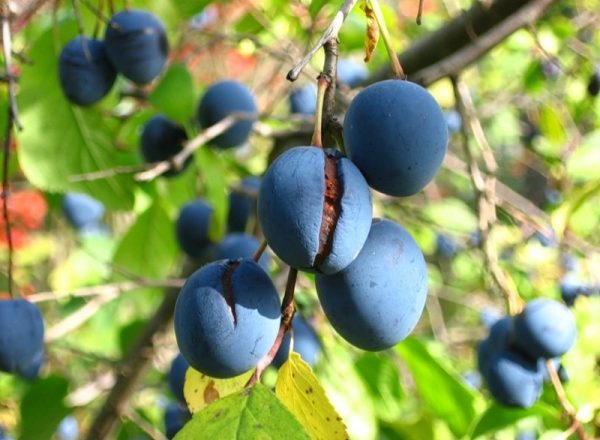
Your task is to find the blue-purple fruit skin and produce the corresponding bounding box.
[484,349,543,408]
[258,146,372,274]
[56,415,79,440]
[289,84,317,115]
[167,353,188,404]
[62,192,105,230]
[197,80,257,149]
[343,79,448,196]
[272,315,321,368]
[0,299,45,379]
[337,58,368,88]
[477,316,513,373]
[58,37,117,106]
[513,298,577,359]
[175,199,213,259]
[140,115,189,177]
[164,402,190,439]
[104,9,168,84]
[316,219,428,351]
[174,259,280,378]
[212,233,269,271]
[227,176,261,233]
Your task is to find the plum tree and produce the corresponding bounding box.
[289,84,317,115]
[104,9,168,84]
[227,176,261,233]
[211,233,270,271]
[140,115,189,176]
[196,80,257,149]
[58,36,116,106]
[174,259,281,378]
[0,299,45,379]
[316,218,428,351]
[62,192,105,231]
[258,146,372,274]
[512,299,577,359]
[167,353,188,404]
[272,314,321,368]
[343,79,448,196]
[175,199,213,260]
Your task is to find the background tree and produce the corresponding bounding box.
[1,0,599,439]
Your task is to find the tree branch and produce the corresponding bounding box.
[84,259,196,440]
[373,0,560,85]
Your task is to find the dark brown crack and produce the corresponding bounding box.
[221,260,241,325]
[313,153,342,270]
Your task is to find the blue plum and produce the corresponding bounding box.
[56,415,79,440]
[477,316,514,373]
[337,58,368,88]
[104,9,168,84]
[272,314,321,368]
[175,199,213,260]
[167,353,188,404]
[62,192,105,230]
[258,146,372,274]
[164,402,190,439]
[174,259,281,378]
[343,79,448,196]
[435,232,459,259]
[588,68,600,97]
[513,298,577,359]
[444,109,462,133]
[483,348,543,408]
[462,370,482,390]
[227,176,261,233]
[479,308,501,329]
[289,84,317,115]
[197,80,257,149]
[212,233,269,271]
[316,218,428,351]
[58,37,117,106]
[0,299,45,379]
[140,115,189,177]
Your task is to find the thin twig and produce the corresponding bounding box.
[368,0,405,78]
[252,240,268,263]
[135,112,257,182]
[311,74,329,148]
[286,0,360,81]
[124,408,169,440]
[546,360,590,440]
[452,76,523,315]
[321,38,344,151]
[245,267,298,387]
[28,278,185,303]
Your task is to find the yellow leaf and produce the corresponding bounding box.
[275,352,349,440]
[183,367,253,414]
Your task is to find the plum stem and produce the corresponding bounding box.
[311,74,330,148]
[367,0,405,79]
[245,267,298,387]
[252,239,268,263]
[321,38,346,153]
[546,360,590,440]
[416,0,424,25]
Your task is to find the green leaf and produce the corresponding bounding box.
[422,198,478,234]
[195,148,228,242]
[118,319,146,355]
[354,352,404,422]
[17,24,136,210]
[396,338,481,438]
[551,177,600,239]
[470,402,561,439]
[113,200,179,278]
[566,130,600,181]
[538,104,565,144]
[20,376,70,440]
[149,64,195,123]
[174,383,311,440]
[172,1,214,18]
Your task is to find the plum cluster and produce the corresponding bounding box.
[477,299,577,408]
[62,192,109,236]
[173,76,447,379]
[58,9,168,106]
[0,299,45,380]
